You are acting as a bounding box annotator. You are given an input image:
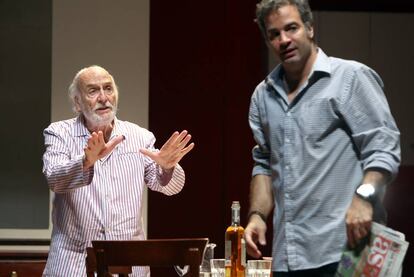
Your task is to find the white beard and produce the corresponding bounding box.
[81,101,117,128]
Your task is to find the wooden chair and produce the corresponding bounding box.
[86,247,132,277]
[91,238,208,277]
[86,247,96,277]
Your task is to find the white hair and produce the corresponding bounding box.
[68,65,118,113]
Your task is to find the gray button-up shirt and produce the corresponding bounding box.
[249,49,400,271]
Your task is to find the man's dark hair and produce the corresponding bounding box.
[256,0,313,38]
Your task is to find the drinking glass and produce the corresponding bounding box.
[210,258,225,277]
[200,243,217,273]
[247,259,272,277]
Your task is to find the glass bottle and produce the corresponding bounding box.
[225,201,246,277]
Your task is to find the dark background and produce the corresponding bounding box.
[0,0,51,229]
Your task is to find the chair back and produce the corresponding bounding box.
[86,247,132,277]
[92,238,208,277]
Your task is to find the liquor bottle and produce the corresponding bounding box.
[225,201,246,277]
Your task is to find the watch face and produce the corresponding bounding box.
[357,184,375,198]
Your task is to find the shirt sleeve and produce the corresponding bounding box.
[249,87,273,177]
[143,134,185,196]
[42,124,93,193]
[337,66,401,178]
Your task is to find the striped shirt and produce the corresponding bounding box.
[249,49,400,271]
[42,116,185,277]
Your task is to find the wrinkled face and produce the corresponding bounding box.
[75,67,118,128]
[265,5,314,69]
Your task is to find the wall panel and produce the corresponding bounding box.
[0,0,51,238]
[148,1,267,274]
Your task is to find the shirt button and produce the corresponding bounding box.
[286,138,290,143]
[287,112,291,116]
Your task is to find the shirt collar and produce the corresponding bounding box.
[73,116,90,137]
[265,48,331,91]
[73,115,127,140]
[110,118,127,140]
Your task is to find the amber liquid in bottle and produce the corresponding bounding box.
[225,201,246,277]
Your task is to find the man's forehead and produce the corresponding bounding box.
[265,5,302,29]
[79,68,113,86]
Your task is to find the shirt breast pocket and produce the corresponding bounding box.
[299,98,340,141]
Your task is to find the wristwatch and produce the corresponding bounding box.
[355,183,378,205]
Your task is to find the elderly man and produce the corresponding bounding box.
[42,65,194,276]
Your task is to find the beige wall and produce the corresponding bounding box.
[1,0,150,242]
[52,0,150,234]
[52,0,149,126]
[1,0,150,243]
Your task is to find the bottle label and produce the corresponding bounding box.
[232,209,240,224]
[241,238,246,267]
[225,240,231,266]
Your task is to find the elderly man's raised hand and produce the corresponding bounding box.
[139,130,194,170]
[83,131,124,170]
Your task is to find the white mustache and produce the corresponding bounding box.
[93,103,113,111]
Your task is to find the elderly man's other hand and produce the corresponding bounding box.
[83,131,124,170]
[345,195,373,248]
[139,130,194,171]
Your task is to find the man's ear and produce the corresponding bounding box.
[306,24,314,39]
[74,96,82,112]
